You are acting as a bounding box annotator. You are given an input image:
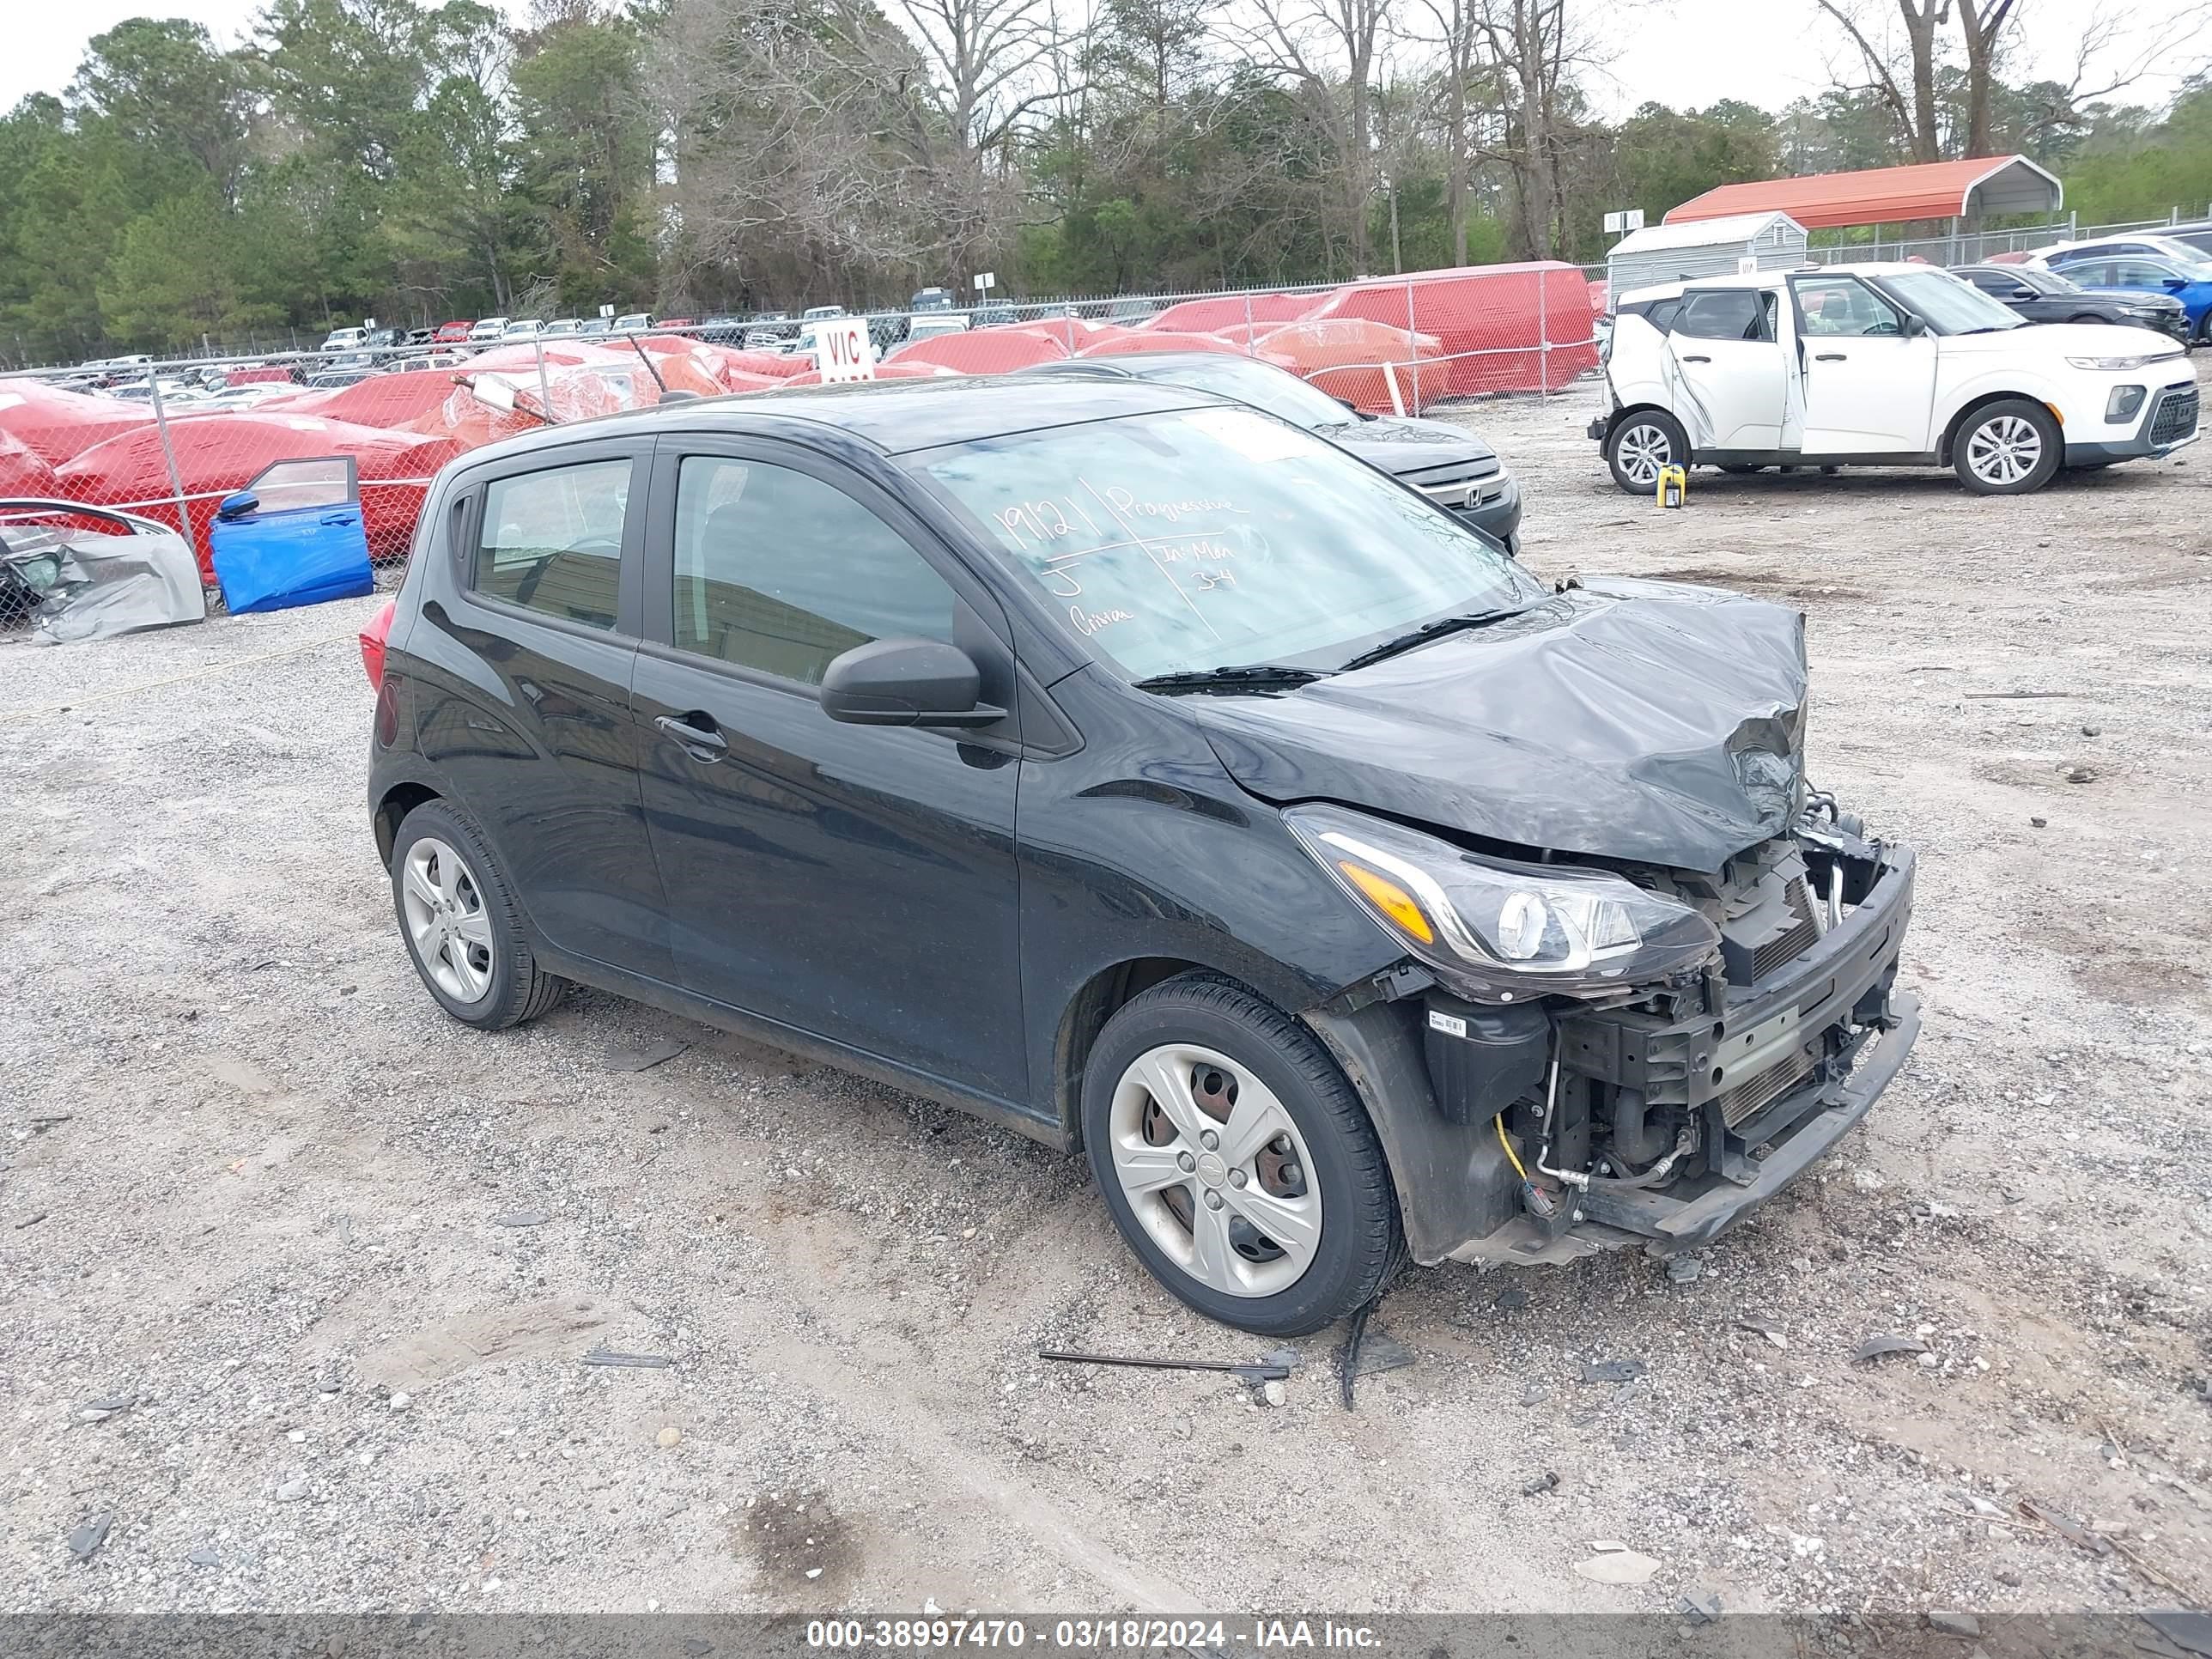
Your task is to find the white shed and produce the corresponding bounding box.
[1606,211,1808,301]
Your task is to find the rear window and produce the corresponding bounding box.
[472,459,633,630]
[1673,289,1770,341]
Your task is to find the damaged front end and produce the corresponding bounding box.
[1305,806,1917,1270]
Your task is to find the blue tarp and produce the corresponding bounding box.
[210,504,374,613]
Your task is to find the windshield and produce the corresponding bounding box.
[1120,356,1356,431]
[914,406,1539,681]
[1875,270,2025,333]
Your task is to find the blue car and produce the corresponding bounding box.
[2045,250,2212,346]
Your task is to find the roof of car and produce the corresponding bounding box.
[1618,261,1942,304]
[463,374,1224,468]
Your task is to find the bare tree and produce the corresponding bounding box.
[1406,0,1496,265]
[1467,0,1596,260]
[1241,0,1395,271]
[1814,0,1946,161]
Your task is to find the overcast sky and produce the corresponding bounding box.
[4,0,2194,129]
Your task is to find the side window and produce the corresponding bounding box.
[1962,270,2008,294]
[473,459,632,630]
[672,455,957,686]
[1644,298,1684,332]
[2113,260,2173,286]
[1673,289,1769,341]
[1793,277,1904,337]
[247,456,357,512]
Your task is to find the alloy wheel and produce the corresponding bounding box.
[1107,1042,1322,1298]
[400,836,495,1003]
[1965,415,2042,487]
[1614,422,1671,486]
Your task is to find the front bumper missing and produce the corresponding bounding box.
[1441,839,1918,1267]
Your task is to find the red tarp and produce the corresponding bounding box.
[403,368,658,452]
[0,379,156,467]
[1255,318,1447,416]
[1306,262,1598,395]
[53,412,456,575]
[886,331,1071,374]
[1075,331,1292,364]
[774,361,966,389]
[0,428,58,495]
[260,373,466,427]
[1146,294,1322,333]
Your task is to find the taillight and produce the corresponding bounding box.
[360,599,395,688]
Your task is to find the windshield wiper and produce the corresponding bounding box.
[1334,606,1532,673]
[1133,663,1327,695]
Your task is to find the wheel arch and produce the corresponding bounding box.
[1054,957,1252,1151]
[374,781,442,866]
[1937,389,2054,467]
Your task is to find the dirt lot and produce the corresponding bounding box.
[4,362,2210,1621]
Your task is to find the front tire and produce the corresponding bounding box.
[1953,398,2062,495]
[390,800,567,1030]
[1082,975,1402,1336]
[1604,410,1687,495]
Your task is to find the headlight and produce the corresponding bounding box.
[1285,804,1720,1001]
[2067,353,2176,370]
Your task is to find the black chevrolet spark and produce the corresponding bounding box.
[365,377,1919,1336]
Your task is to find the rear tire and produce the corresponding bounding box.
[390,800,567,1030]
[1953,398,2063,495]
[1604,410,1687,495]
[1082,974,1402,1337]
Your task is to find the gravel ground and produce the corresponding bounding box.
[3,362,2209,1620]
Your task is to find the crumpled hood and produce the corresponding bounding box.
[1193,579,1809,873]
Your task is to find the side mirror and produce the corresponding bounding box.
[216,490,259,520]
[818,637,1003,729]
[1901,313,1928,337]
[2165,276,2188,290]
[2008,286,2035,301]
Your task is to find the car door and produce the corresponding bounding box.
[1663,287,1787,452]
[629,436,1029,1103]
[1787,273,1937,454]
[411,437,672,977]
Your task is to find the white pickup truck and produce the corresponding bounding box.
[1589,263,2198,495]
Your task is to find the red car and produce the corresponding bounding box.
[433,320,475,344]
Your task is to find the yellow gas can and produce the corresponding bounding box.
[1656,464,1686,508]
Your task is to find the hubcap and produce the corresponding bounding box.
[1107,1043,1322,1298]
[1966,415,2041,485]
[400,836,495,1004]
[1615,422,1671,486]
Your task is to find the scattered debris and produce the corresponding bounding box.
[1582,1358,1645,1384]
[1678,1589,1723,1626]
[1574,1548,1661,1585]
[2062,763,2097,784]
[1518,1382,1550,1407]
[1494,1285,1530,1311]
[186,1546,220,1569]
[2081,724,2101,738]
[1665,1255,1703,1284]
[1927,1612,1981,1639]
[387,1391,410,1411]
[76,1394,137,1424]
[1736,1314,1789,1349]
[1851,1334,1930,1363]
[12,1212,45,1230]
[492,1211,550,1228]
[1351,1329,1415,1380]
[1965,690,2072,700]
[604,1036,690,1073]
[581,1349,673,1370]
[2029,816,2048,828]
[30,1114,72,1133]
[1037,1348,1289,1386]
[1261,1379,1287,1407]
[656,1426,683,1448]
[2018,1498,2110,1556]
[1522,1471,1559,1497]
[275,1480,309,1503]
[67,1514,112,1562]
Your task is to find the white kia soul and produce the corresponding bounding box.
[1589,263,2199,495]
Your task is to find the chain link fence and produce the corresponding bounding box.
[2,268,1606,592]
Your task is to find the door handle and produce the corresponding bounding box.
[654,713,727,761]
[1681,354,1711,363]
[1814,352,1847,362]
